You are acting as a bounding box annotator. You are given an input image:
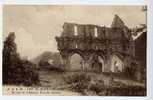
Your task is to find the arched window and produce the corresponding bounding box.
[110,55,124,72]
[74,25,78,36]
[76,43,78,48]
[94,27,98,37]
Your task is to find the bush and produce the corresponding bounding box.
[88,80,146,96]
[104,85,146,96]
[20,60,40,86]
[64,71,146,96]
[89,79,105,95]
[64,72,91,93]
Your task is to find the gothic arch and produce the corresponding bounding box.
[109,52,124,73]
[68,50,84,60]
[89,52,106,72]
[110,52,124,62]
[69,53,84,71]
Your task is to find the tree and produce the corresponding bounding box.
[3,32,40,86]
[3,32,19,84]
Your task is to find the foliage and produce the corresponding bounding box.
[88,79,105,95]
[3,32,40,86]
[102,85,146,96]
[38,60,64,72]
[64,72,145,96]
[64,72,91,93]
[39,60,50,67]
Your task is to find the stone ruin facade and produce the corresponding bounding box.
[55,15,135,73]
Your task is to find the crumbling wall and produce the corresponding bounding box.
[77,24,85,37]
[62,22,75,37]
[62,23,106,38]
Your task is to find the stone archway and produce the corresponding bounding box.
[69,53,84,71]
[98,56,105,72]
[89,53,105,73]
[110,54,124,73]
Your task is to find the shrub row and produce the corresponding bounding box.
[64,72,146,96]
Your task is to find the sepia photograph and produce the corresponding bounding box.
[2,5,147,96]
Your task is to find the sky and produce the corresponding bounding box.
[3,5,146,59]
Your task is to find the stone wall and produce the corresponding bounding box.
[56,22,134,73]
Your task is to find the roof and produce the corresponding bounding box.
[132,28,147,40]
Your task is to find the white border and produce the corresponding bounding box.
[1,0,153,100]
[1,0,147,5]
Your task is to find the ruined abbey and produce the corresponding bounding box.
[55,15,139,73]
